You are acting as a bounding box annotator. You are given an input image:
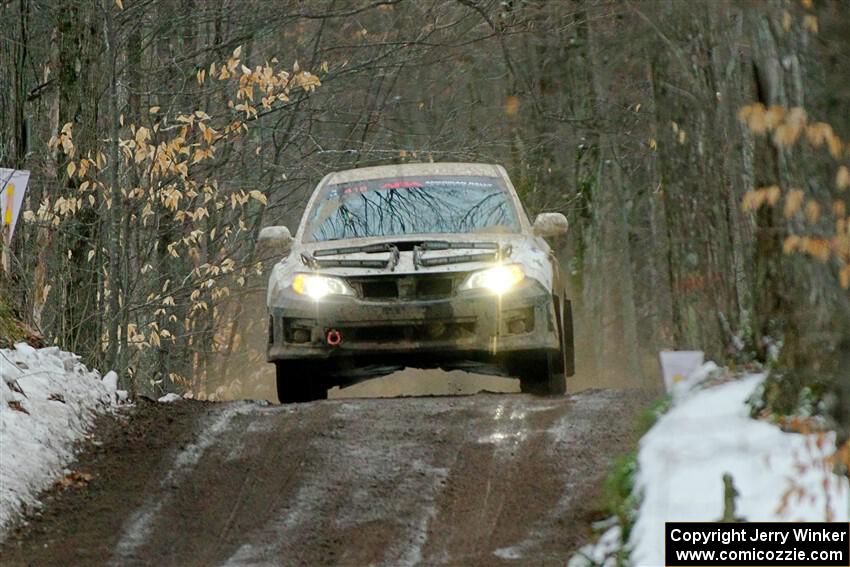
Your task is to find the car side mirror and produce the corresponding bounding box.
[532,213,569,238]
[258,225,293,252]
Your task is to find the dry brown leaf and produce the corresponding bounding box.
[7,400,29,414]
[55,471,94,490]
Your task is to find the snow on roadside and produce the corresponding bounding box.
[0,343,123,539]
[572,364,849,567]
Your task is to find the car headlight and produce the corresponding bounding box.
[460,264,525,295]
[292,274,354,299]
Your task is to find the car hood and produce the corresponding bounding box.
[267,233,554,303]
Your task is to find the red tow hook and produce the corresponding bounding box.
[326,329,342,346]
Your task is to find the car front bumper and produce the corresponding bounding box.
[267,279,559,362]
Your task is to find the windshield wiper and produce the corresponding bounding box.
[413,241,512,269]
[301,242,400,271]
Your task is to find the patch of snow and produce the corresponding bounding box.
[157,392,182,403]
[669,360,719,401]
[631,372,849,565]
[493,545,524,560]
[572,364,849,567]
[568,524,621,567]
[102,370,118,391]
[0,343,120,539]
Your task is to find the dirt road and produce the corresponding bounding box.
[1,388,649,566]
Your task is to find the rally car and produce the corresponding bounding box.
[260,162,574,403]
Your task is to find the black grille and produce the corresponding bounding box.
[359,279,399,299]
[347,273,469,301]
[415,277,453,298]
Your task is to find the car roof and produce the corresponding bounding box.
[323,162,504,185]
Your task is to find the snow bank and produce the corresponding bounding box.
[572,364,849,567]
[0,343,122,538]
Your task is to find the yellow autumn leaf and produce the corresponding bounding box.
[805,200,821,223]
[249,190,268,206]
[837,166,850,191]
[149,106,160,114]
[783,235,800,255]
[66,162,76,177]
[773,123,801,148]
[115,0,123,9]
[764,106,786,130]
[504,95,520,117]
[803,14,818,34]
[738,103,767,135]
[804,238,830,262]
[742,189,765,212]
[784,189,805,219]
[766,185,781,206]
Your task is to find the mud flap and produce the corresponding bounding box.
[563,298,575,377]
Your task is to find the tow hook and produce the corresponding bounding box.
[326,329,342,346]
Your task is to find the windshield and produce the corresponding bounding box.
[304,175,520,242]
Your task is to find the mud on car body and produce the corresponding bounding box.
[260,163,575,403]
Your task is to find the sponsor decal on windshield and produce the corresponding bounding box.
[381,181,423,189]
[336,178,496,196]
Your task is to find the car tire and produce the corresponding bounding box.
[518,350,566,396]
[275,361,328,404]
[517,294,569,395]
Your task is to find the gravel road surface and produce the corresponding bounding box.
[1,388,649,566]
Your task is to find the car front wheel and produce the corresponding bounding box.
[517,350,566,396]
[275,361,328,404]
[516,294,569,395]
